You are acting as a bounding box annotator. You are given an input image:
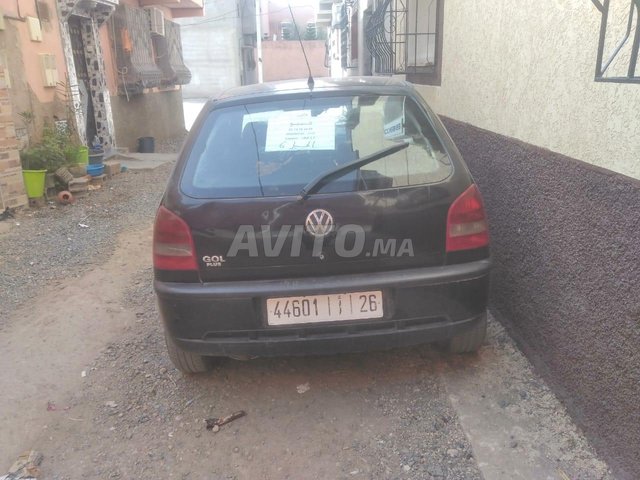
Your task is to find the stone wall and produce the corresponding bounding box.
[443,117,640,479]
[0,67,27,210]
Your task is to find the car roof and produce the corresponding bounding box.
[211,77,416,105]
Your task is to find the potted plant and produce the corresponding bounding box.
[20,126,71,199]
[64,143,87,166]
[20,146,48,199]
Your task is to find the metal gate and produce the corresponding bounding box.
[68,16,97,143]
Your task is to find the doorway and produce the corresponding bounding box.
[68,16,97,144]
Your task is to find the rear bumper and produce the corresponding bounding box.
[155,259,491,357]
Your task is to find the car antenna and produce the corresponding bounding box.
[288,4,314,91]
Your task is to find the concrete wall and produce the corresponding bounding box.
[443,118,640,479]
[262,40,329,82]
[1,0,69,143]
[177,0,242,99]
[415,0,640,180]
[111,88,186,151]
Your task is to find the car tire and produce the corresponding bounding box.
[165,333,214,373]
[444,313,487,353]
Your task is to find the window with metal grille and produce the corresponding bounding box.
[151,20,192,86]
[110,4,162,95]
[366,0,443,85]
[591,0,640,84]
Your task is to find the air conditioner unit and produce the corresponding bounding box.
[145,7,165,36]
[39,54,58,87]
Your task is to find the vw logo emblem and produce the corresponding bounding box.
[305,209,334,237]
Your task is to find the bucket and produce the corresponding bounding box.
[22,170,47,199]
[137,136,155,153]
[89,150,104,165]
[77,146,89,165]
[86,163,105,177]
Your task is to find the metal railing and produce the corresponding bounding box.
[592,0,640,83]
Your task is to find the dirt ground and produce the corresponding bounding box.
[0,166,613,479]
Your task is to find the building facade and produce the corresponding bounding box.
[0,0,201,159]
[1,0,75,208]
[326,1,640,478]
[57,0,202,150]
[179,0,328,99]
[178,0,257,100]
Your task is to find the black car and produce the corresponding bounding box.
[154,77,490,373]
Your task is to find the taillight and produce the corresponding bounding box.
[446,184,489,252]
[153,206,197,270]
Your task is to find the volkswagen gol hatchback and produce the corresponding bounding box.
[154,77,491,373]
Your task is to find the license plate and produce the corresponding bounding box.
[266,291,384,326]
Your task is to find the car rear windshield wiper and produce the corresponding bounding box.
[298,142,410,201]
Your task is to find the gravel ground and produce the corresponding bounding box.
[1,149,614,479]
[0,162,174,322]
[155,136,186,154]
[33,269,611,479]
[40,269,483,480]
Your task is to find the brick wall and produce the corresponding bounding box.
[0,66,27,210]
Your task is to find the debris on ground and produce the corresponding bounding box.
[46,401,70,412]
[56,191,74,205]
[205,411,247,432]
[0,450,43,479]
[54,167,74,185]
[296,382,311,394]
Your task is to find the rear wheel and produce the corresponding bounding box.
[165,333,214,373]
[444,313,487,353]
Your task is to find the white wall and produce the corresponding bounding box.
[178,0,242,99]
[414,0,640,180]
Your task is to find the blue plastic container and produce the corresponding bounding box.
[86,163,105,177]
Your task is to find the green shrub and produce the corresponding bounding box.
[20,124,79,172]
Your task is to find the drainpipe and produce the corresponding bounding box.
[255,0,263,83]
[33,0,42,27]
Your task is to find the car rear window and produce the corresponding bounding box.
[181,94,453,198]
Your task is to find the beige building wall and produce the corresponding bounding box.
[262,40,329,82]
[414,0,640,180]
